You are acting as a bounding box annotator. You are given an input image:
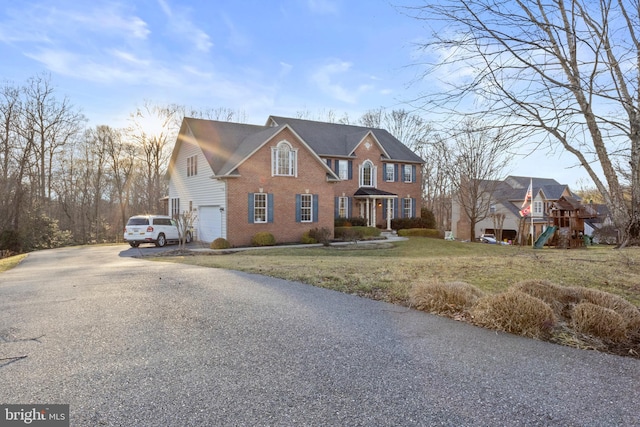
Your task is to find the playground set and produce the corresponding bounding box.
[530,196,598,249]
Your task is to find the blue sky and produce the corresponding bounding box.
[0,0,590,186]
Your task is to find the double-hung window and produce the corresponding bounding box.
[300,194,312,222]
[338,196,349,218]
[337,160,349,180]
[296,194,318,222]
[187,155,197,177]
[272,141,297,176]
[254,193,267,223]
[248,193,273,223]
[403,165,413,182]
[403,197,413,218]
[385,164,394,182]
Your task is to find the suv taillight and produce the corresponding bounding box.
[147,226,154,232]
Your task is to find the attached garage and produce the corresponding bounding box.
[198,206,222,242]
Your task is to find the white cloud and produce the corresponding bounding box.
[157,0,213,53]
[279,62,293,78]
[0,3,150,44]
[311,60,374,104]
[307,0,339,15]
[221,13,251,52]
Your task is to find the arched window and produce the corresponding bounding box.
[359,160,376,187]
[271,141,297,176]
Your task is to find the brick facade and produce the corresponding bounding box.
[226,128,335,247]
[168,117,424,247]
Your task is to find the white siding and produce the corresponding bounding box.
[168,128,227,242]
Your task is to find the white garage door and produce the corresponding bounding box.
[198,206,222,242]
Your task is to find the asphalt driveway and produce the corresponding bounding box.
[1,245,639,426]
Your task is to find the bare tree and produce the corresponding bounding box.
[408,0,640,247]
[359,108,447,225]
[0,82,23,232]
[22,74,85,204]
[179,106,247,123]
[104,126,135,236]
[491,212,506,242]
[447,119,513,241]
[175,210,197,250]
[127,102,180,213]
[422,133,453,231]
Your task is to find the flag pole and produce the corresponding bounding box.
[530,178,534,248]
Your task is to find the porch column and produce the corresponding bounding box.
[366,198,370,226]
[372,198,377,227]
[386,199,392,230]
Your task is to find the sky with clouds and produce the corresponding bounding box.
[0,0,591,186]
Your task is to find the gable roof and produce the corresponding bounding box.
[169,118,273,177]
[486,176,578,217]
[169,116,425,179]
[268,116,424,163]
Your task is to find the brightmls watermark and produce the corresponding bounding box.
[0,405,69,426]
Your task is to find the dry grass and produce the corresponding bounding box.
[0,253,27,273]
[577,288,640,333]
[511,279,581,319]
[471,290,556,339]
[571,303,628,343]
[410,280,484,318]
[153,237,640,357]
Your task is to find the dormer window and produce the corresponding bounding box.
[271,141,297,176]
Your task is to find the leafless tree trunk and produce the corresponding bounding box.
[104,127,135,237]
[446,118,513,241]
[127,102,179,214]
[175,210,197,250]
[491,213,506,242]
[23,74,84,206]
[408,0,640,247]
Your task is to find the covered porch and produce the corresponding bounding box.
[354,188,398,230]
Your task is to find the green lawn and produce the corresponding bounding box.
[155,238,640,307]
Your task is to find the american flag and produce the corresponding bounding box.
[519,180,532,217]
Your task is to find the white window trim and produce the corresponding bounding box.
[403,197,412,218]
[385,164,394,182]
[338,160,349,180]
[403,165,412,183]
[300,194,313,223]
[254,193,268,223]
[359,160,377,187]
[533,200,543,215]
[338,196,349,218]
[271,141,298,177]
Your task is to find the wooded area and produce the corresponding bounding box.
[0,75,455,253]
[0,75,254,253]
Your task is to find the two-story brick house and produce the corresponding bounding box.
[167,116,424,247]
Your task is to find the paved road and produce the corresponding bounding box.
[1,245,639,426]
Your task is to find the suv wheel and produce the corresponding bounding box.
[155,233,166,247]
[185,231,192,244]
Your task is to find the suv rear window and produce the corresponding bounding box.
[127,217,150,226]
[153,218,172,226]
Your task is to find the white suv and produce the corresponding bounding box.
[124,215,190,248]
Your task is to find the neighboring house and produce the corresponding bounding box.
[167,116,424,247]
[452,176,580,242]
